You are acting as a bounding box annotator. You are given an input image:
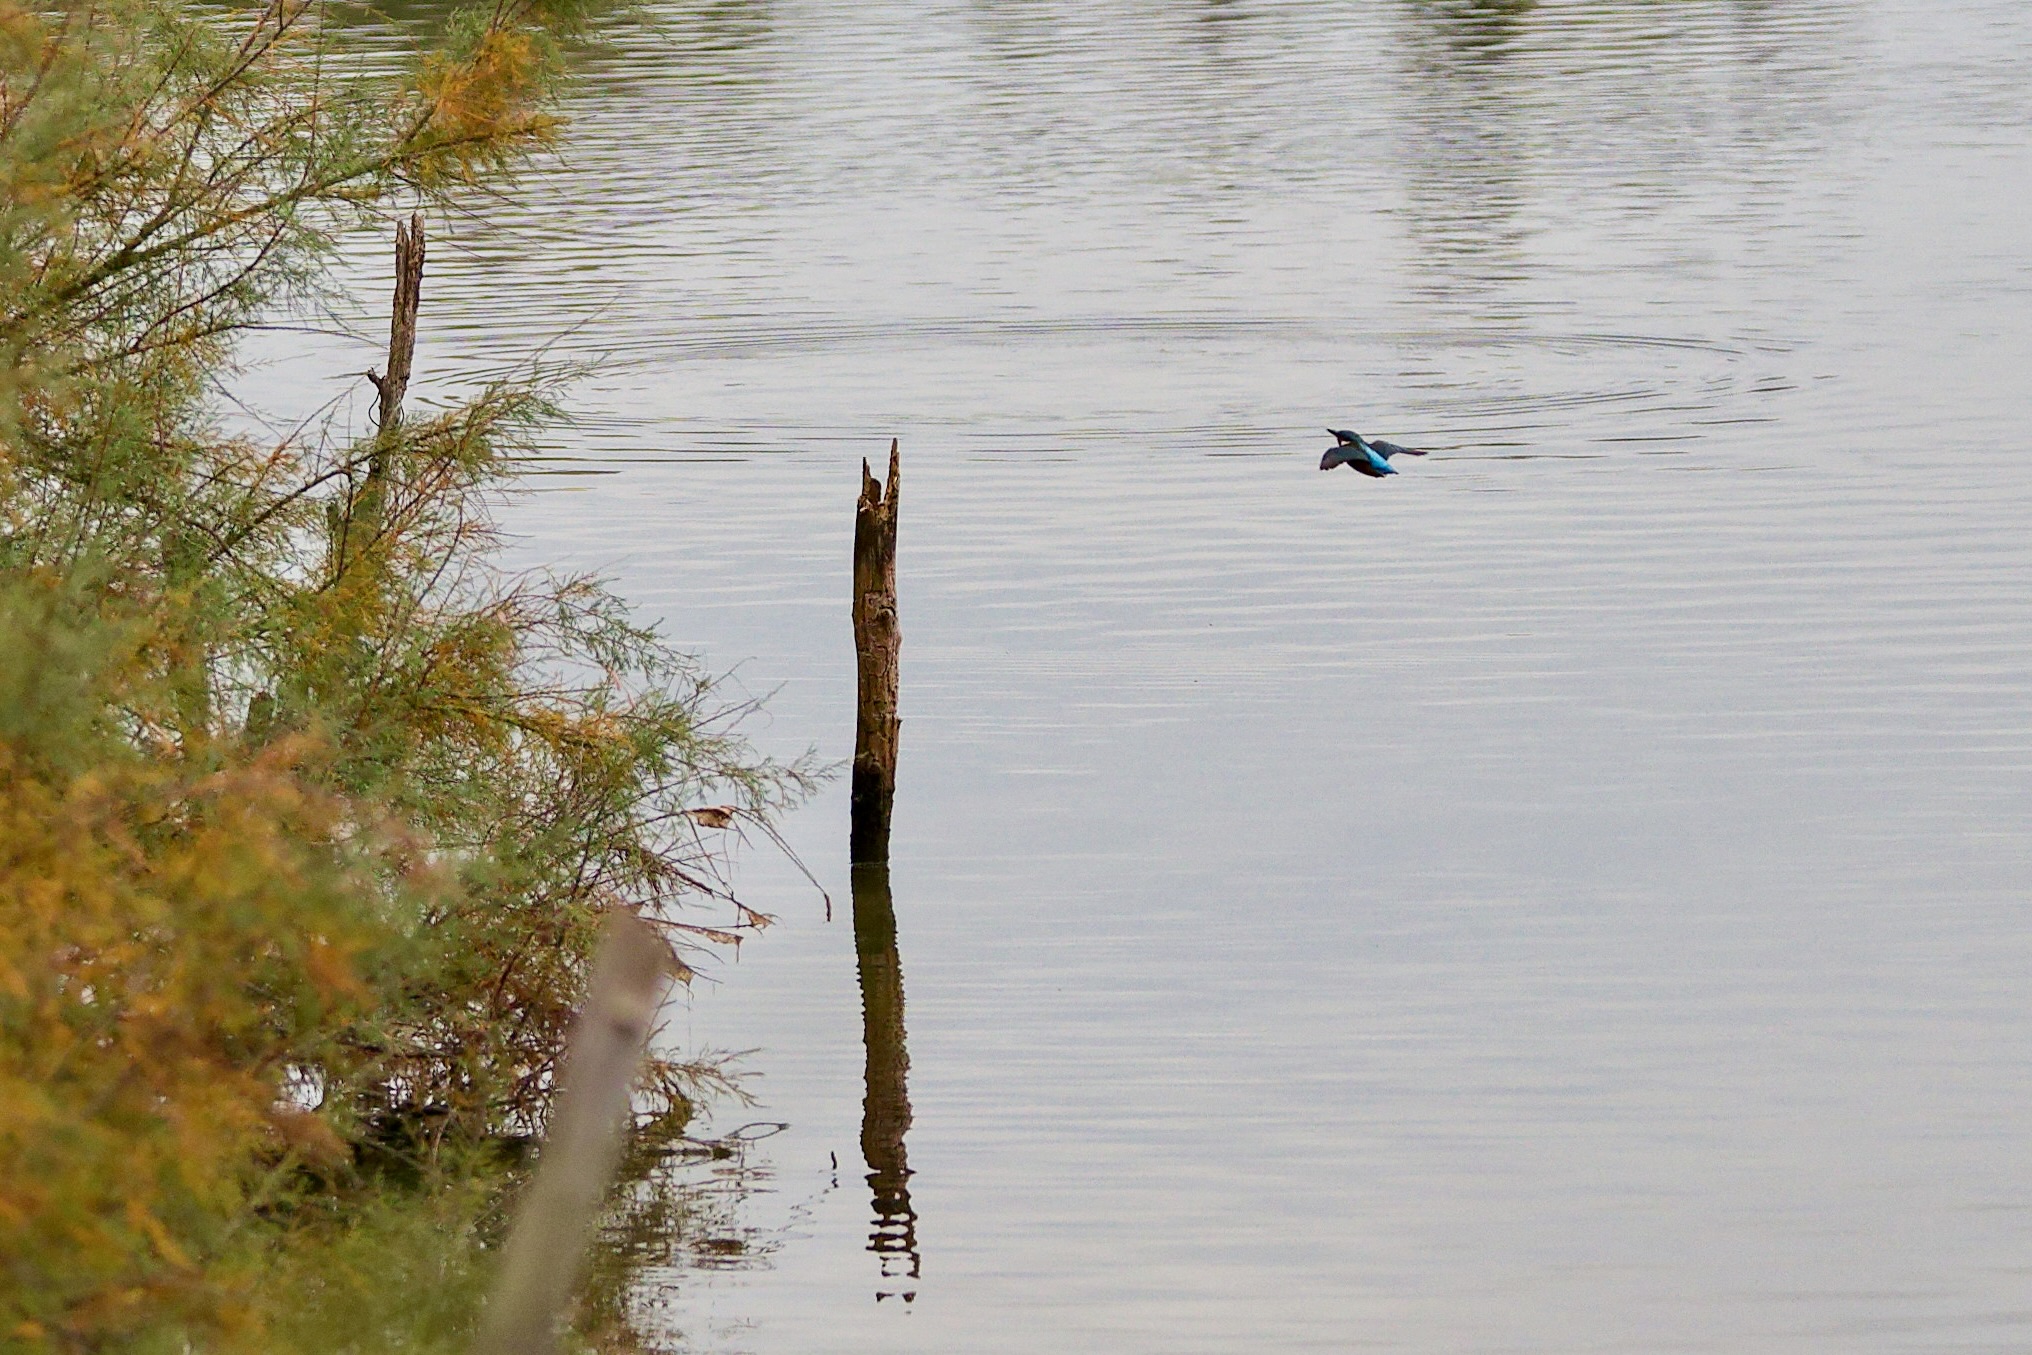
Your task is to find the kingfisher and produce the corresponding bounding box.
[1320,428,1426,477]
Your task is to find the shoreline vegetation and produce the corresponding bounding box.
[0,0,815,1348]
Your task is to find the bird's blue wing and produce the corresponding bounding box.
[1368,438,1425,460]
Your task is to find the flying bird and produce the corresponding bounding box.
[1321,428,1426,477]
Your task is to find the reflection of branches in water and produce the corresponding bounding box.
[585,1120,807,1351]
[854,864,920,1301]
[528,832,918,1336]
[650,1123,791,1271]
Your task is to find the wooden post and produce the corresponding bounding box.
[850,439,902,864]
[473,912,676,1355]
[344,214,424,569]
[369,211,425,436]
[851,863,918,1299]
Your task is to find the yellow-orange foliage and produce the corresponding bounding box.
[0,708,393,1344]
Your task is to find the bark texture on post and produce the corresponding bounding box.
[371,212,425,435]
[850,439,901,864]
[349,213,424,563]
[851,863,918,1299]
[473,912,676,1355]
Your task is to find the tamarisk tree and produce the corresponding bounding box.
[0,1,812,1348]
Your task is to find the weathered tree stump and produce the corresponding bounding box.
[850,439,901,864]
[369,211,425,436]
[345,213,424,566]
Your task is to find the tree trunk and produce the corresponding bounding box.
[373,211,425,436]
[341,213,424,574]
[850,439,901,864]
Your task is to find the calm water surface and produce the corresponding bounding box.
[294,1,2032,1348]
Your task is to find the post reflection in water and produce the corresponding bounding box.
[850,863,919,1302]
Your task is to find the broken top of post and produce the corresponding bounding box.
[858,438,899,527]
[851,440,901,864]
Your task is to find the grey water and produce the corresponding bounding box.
[296,1,2032,1349]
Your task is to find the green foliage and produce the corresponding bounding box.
[238,1161,504,1355]
[0,1,811,1348]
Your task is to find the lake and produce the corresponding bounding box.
[295,1,2032,1349]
